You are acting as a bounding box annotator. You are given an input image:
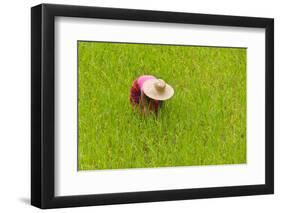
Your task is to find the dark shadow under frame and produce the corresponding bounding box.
[31,3,274,209]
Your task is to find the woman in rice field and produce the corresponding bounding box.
[130,75,174,115]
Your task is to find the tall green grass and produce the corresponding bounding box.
[78,41,246,170]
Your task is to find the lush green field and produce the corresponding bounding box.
[78,41,246,171]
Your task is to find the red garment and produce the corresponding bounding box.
[130,79,140,105]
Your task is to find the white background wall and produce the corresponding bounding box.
[0,0,279,212]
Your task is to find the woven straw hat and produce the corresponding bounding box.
[142,79,174,101]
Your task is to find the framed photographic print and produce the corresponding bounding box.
[31,3,274,209]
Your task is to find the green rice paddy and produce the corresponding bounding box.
[78,41,246,170]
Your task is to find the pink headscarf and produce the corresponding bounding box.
[137,75,156,90]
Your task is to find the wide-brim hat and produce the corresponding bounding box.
[142,79,174,101]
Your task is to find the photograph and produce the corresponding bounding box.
[78,41,247,171]
[30,3,274,209]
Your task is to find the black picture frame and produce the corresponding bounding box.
[31,3,274,209]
